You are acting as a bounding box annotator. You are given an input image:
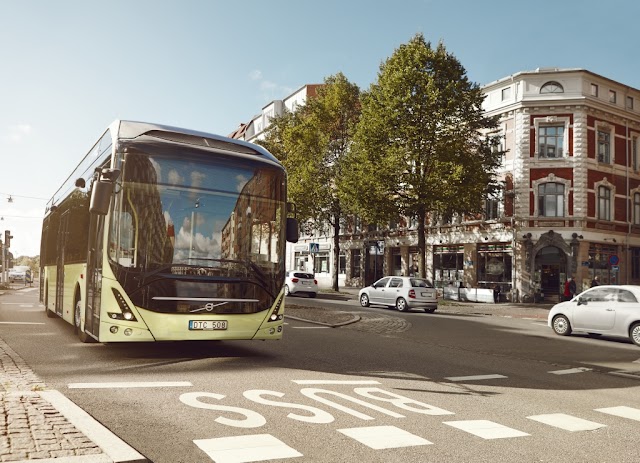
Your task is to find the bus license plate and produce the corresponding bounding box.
[189,320,228,330]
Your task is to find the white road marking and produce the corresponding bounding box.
[548,367,593,375]
[292,380,381,385]
[444,420,530,439]
[68,381,192,389]
[194,434,302,463]
[633,358,640,364]
[595,406,640,421]
[338,425,432,449]
[444,374,507,382]
[0,321,46,325]
[41,390,145,463]
[527,413,606,431]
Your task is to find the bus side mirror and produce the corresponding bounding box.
[90,168,121,215]
[286,217,299,243]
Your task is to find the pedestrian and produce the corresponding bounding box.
[569,276,577,299]
[493,284,501,303]
[591,275,599,287]
[563,278,571,301]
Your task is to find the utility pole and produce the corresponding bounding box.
[3,230,12,284]
[0,237,3,284]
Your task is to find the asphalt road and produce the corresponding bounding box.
[2,287,640,462]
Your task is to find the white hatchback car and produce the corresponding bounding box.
[284,271,318,298]
[359,276,438,312]
[548,285,640,347]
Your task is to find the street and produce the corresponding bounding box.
[2,287,640,462]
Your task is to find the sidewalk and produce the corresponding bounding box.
[0,287,146,462]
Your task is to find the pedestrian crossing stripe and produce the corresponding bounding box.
[443,420,530,439]
[527,413,606,431]
[595,406,640,421]
[338,425,432,449]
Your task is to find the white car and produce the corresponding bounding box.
[284,271,318,298]
[359,276,438,312]
[548,285,640,347]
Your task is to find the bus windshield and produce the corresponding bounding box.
[108,146,287,314]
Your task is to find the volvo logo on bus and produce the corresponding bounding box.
[190,301,228,313]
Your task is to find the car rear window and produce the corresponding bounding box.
[293,273,314,279]
[410,279,432,288]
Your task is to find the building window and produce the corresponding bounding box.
[597,130,611,163]
[538,125,564,158]
[501,87,511,101]
[634,136,639,171]
[477,244,513,292]
[627,96,634,110]
[313,251,329,274]
[433,245,463,288]
[540,81,564,94]
[538,183,565,217]
[598,186,611,220]
[351,249,361,278]
[591,84,599,97]
[634,193,640,226]
[485,192,503,220]
[339,252,346,275]
[609,90,617,103]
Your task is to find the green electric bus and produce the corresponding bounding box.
[40,120,298,342]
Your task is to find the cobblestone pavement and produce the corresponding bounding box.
[0,339,104,462]
[285,294,553,333]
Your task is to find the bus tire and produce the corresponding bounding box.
[75,298,93,343]
[45,283,56,318]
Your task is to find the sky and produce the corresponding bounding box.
[1,0,639,258]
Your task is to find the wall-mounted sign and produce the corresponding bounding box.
[486,258,505,275]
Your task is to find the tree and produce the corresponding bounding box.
[259,73,361,290]
[340,34,504,278]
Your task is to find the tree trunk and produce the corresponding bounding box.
[332,212,341,291]
[417,209,426,279]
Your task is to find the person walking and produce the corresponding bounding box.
[493,284,501,303]
[591,275,600,287]
[563,278,571,301]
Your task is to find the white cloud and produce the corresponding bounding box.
[249,70,263,80]
[3,124,33,143]
[249,70,294,101]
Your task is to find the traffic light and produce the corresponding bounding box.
[4,230,12,248]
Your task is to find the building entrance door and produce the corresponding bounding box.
[535,246,566,302]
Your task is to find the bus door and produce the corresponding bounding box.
[85,214,106,339]
[55,211,70,316]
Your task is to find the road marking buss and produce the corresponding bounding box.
[40,120,298,342]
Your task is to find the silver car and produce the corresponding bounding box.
[548,285,640,347]
[359,276,438,312]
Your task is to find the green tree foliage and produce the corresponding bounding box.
[259,73,361,290]
[340,34,504,278]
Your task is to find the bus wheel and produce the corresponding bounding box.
[75,299,92,343]
[45,284,56,318]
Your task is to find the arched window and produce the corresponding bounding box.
[634,193,640,225]
[540,81,564,94]
[598,186,611,221]
[538,183,564,217]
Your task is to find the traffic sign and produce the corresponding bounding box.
[309,243,319,254]
[609,255,619,266]
[611,265,619,272]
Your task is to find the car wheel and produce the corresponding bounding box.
[309,292,317,298]
[396,297,408,312]
[552,314,572,336]
[284,285,290,296]
[360,293,370,307]
[630,323,640,347]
